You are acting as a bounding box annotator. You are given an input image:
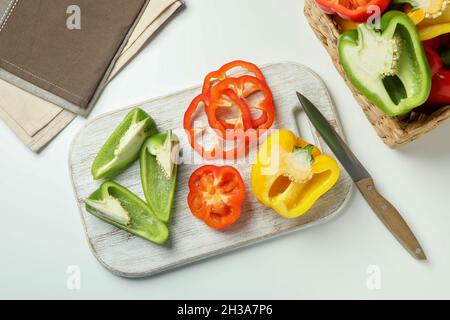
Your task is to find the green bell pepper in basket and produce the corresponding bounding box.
[91,108,157,180]
[140,130,179,223]
[85,181,169,244]
[338,11,431,116]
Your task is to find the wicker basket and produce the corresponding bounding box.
[304,0,450,148]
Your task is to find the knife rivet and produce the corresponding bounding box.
[381,204,388,210]
[367,185,373,191]
[415,248,422,254]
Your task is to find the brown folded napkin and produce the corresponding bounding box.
[0,0,183,152]
[0,0,151,114]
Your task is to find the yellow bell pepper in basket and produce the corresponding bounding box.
[251,130,340,219]
[417,7,450,40]
[400,1,450,40]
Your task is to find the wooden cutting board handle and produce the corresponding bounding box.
[356,178,426,260]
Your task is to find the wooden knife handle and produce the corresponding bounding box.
[356,178,426,260]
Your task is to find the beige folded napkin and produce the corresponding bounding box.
[0,0,183,152]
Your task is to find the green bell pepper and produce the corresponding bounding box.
[338,11,431,116]
[91,108,157,180]
[140,130,179,223]
[85,181,169,244]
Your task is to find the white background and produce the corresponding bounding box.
[1,0,449,299]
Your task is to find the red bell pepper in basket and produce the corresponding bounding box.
[423,36,450,108]
[315,0,391,22]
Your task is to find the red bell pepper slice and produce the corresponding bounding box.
[183,94,247,160]
[315,0,390,23]
[202,60,266,94]
[187,165,246,229]
[208,75,275,135]
[204,88,254,140]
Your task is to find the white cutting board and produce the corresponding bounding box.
[69,62,353,278]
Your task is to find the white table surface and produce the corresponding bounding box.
[1,0,449,299]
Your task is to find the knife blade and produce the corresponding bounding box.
[296,92,426,260]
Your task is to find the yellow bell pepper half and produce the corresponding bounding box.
[251,130,340,219]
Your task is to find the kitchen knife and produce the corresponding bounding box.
[296,92,426,260]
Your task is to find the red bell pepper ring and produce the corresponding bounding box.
[205,88,254,140]
[422,38,450,108]
[208,75,275,135]
[202,60,266,94]
[187,165,246,229]
[315,0,390,23]
[183,94,247,160]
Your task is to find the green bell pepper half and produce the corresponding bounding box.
[91,108,157,180]
[85,181,169,244]
[338,11,431,116]
[140,130,178,223]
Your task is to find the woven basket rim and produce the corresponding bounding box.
[303,0,450,147]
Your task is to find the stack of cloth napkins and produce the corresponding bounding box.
[0,0,184,152]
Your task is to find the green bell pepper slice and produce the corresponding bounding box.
[140,130,178,223]
[85,181,169,244]
[91,108,157,180]
[338,11,431,116]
